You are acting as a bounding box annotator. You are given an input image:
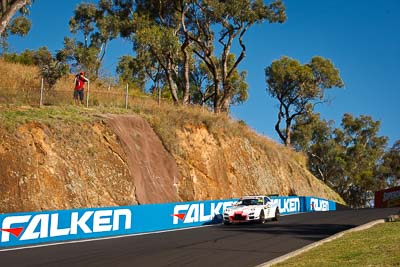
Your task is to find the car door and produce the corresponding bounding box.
[264,197,272,218]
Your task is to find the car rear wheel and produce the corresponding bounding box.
[259,210,266,224]
[272,208,280,221]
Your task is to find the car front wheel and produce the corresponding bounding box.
[259,210,266,224]
[272,208,280,221]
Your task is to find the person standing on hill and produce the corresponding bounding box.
[73,71,89,105]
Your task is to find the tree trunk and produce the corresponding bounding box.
[219,95,231,113]
[166,59,179,104]
[285,118,291,146]
[181,42,190,105]
[275,104,286,144]
[181,6,190,105]
[0,0,30,36]
[213,80,220,113]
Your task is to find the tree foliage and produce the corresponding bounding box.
[378,140,400,187]
[116,55,147,91]
[265,56,344,146]
[112,0,285,111]
[3,47,36,64]
[133,14,182,102]
[4,47,68,88]
[36,47,69,89]
[58,0,121,79]
[0,0,32,52]
[292,112,388,207]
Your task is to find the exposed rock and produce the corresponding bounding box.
[0,120,136,213]
[0,113,342,213]
[174,124,342,202]
[104,114,180,204]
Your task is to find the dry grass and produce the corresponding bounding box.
[0,59,40,89]
[129,99,309,168]
[0,59,309,167]
[0,59,145,107]
[0,59,41,105]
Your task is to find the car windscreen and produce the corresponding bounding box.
[236,199,263,206]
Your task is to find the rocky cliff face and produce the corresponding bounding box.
[0,119,137,213]
[105,114,181,204]
[174,124,341,202]
[0,112,342,214]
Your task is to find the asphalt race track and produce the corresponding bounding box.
[0,207,398,267]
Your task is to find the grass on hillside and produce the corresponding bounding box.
[0,59,144,108]
[0,99,306,167]
[274,221,400,267]
[0,59,306,166]
[0,58,347,203]
[0,106,96,131]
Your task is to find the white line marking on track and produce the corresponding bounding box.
[0,213,292,252]
[0,224,217,252]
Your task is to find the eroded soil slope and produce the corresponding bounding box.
[174,124,341,202]
[0,120,136,213]
[105,114,180,204]
[0,110,342,213]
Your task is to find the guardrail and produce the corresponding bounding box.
[0,197,336,248]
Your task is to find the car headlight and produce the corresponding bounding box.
[225,209,232,213]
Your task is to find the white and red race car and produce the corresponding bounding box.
[223,195,280,224]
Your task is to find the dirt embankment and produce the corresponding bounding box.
[0,120,136,213]
[174,124,341,202]
[104,115,180,204]
[0,112,342,213]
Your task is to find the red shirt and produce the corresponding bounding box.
[74,76,86,90]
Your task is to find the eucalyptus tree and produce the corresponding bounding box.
[292,112,389,207]
[378,140,400,187]
[190,53,248,107]
[186,0,286,112]
[117,55,145,91]
[59,0,121,78]
[113,0,285,111]
[133,0,192,104]
[0,0,32,51]
[336,114,388,207]
[265,56,344,146]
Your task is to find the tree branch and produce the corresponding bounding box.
[0,0,31,36]
[275,103,286,144]
[226,23,249,80]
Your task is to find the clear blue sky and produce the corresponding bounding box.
[7,0,400,146]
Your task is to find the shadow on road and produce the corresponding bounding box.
[218,222,356,241]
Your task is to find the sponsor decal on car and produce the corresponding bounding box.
[172,201,235,224]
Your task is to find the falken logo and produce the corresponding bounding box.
[310,198,329,211]
[0,209,132,243]
[172,201,234,224]
[271,198,301,213]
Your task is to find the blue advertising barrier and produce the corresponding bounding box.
[305,196,336,212]
[270,196,303,215]
[0,196,336,248]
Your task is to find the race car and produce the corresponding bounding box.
[223,195,280,225]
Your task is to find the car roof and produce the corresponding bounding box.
[241,195,270,199]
